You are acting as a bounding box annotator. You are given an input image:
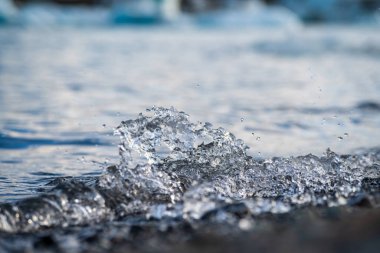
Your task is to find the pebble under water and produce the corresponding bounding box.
[0,107,379,252]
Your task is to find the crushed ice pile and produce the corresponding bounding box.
[0,107,379,232]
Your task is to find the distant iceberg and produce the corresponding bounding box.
[1,0,379,27]
[0,0,18,24]
[279,0,380,22]
[16,4,109,27]
[0,0,299,28]
[110,0,180,24]
[194,2,301,28]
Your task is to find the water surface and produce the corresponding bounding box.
[1,26,380,201]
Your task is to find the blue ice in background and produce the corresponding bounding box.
[0,0,18,24]
[0,0,379,26]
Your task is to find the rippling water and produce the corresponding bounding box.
[0,25,380,252]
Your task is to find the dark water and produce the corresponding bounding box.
[0,25,380,252]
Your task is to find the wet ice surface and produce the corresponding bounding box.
[0,107,379,231]
[0,107,380,252]
[0,26,379,251]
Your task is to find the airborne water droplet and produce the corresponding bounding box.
[238,218,253,231]
[240,118,244,122]
[337,136,343,141]
[344,133,349,137]
[256,136,261,141]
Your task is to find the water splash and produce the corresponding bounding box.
[0,107,379,233]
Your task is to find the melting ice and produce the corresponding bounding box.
[0,107,379,232]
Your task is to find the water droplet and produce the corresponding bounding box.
[238,218,253,231]
[79,156,87,163]
[344,133,349,137]
[240,118,244,122]
[102,124,106,127]
[251,132,255,136]
[337,136,343,141]
[256,137,261,141]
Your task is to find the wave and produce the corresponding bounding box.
[0,107,379,233]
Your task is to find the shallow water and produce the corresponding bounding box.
[1,26,380,201]
[0,25,379,252]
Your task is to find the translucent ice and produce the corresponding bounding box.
[0,107,379,233]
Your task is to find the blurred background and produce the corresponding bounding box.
[0,0,380,200]
[1,0,380,25]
